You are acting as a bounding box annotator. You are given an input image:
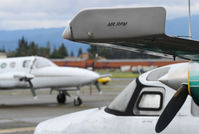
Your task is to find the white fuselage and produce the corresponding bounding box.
[34,62,199,134]
[0,56,100,90]
[34,106,198,134]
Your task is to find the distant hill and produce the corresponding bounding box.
[0,28,89,56]
[166,15,199,40]
[0,15,199,56]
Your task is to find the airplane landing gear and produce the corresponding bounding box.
[55,89,82,106]
[57,93,66,104]
[73,97,82,106]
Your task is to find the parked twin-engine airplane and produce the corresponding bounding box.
[0,56,108,105]
[35,6,199,134]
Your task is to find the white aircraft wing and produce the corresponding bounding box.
[0,72,34,80]
[63,7,199,60]
[13,73,34,80]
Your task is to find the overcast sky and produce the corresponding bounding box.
[0,0,199,30]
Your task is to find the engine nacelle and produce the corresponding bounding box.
[188,62,199,105]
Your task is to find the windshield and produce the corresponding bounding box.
[108,79,137,112]
[23,60,31,68]
[34,58,56,68]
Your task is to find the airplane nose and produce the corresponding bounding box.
[89,71,99,78]
[57,67,100,85]
[62,21,72,39]
[84,70,100,82]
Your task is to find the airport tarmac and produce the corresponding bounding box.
[0,78,133,134]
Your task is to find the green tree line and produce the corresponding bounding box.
[7,37,70,58]
[4,37,159,59]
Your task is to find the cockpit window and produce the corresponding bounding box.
[34,58,55,68]
[106,78,165,116]
[137,91,163,111]
[108,80,137,112]
[23,60,31,68]
[133,87,165,116]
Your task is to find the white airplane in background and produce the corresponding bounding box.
[0,56,108,105]
[35,6,199,134]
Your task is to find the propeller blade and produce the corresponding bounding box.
[155,85,188,133]
[28,80,37,98]
[95,81,102,94]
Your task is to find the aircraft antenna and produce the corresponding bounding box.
[188,0,192,39]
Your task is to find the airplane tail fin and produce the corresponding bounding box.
[63,7,166,41]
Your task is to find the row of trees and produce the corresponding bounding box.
[7,37,83,58]
[4,37,159,59]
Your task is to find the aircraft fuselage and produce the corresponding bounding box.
[0,56,99,90]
